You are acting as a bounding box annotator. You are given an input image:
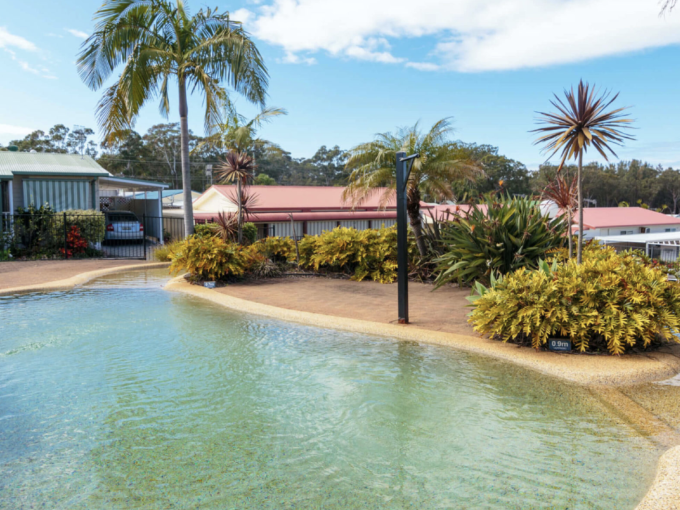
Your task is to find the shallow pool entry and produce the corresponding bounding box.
[0,270,663,508]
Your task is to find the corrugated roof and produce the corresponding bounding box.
[597,231,680,244]
[194,210,398,223]
[210,185,397,211]
[577,207,680,228]
[0,152,111,177]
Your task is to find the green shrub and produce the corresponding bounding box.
[242,222,258,245]
[468,246,680,354]
[298,227,401,283]
[435,194,567,286]
[53,209,106,244]
[154,240,184,262]
[193,223,215,238]
[251,236,296,263]
[169,236,250,280]
[12,204,59,258]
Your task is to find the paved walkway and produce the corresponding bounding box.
[217,277,477,335]
[0,260,157,290]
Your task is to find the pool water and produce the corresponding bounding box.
[0,270,662,509]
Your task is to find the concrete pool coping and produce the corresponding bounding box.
[0,261,170,297]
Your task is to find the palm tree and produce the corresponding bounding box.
[215,152,256,244]
[343,119,482,257]
[533,80,634,263]
[198,99,287,159]
[77,0,269,236]
[542,175,577,259]
[661,1,677,13]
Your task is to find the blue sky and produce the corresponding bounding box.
[1,0,680,169]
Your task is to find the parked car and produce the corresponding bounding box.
[104,211,144,242]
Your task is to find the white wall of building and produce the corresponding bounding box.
[583,224,680,240]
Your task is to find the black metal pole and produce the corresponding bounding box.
[143,214,147,260]
[396,151,409,324]
[63,212,68,259]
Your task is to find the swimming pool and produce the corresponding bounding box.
[0,269,662,508]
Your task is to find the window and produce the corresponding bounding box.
[0,181,9,213]
[665,228,677,232]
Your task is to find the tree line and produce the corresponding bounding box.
[4,123,680,212]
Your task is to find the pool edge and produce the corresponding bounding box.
[0,262,170,296]
[164,276,680,387]
[166,275,680,510]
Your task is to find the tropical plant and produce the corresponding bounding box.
[78,0,269,237]
[661,0,677,13]
[215,151,256,243]
[250,236,295,263]
[153,239,184,261]
[542,175,577,259]
[468,246,680,354]
[197,99,286,158]
[297,226,405,283]
[434,194,567,287]
[533,80,634,264]
[208,211,238,242]
[169,235,248,280]
[343,119,482,257]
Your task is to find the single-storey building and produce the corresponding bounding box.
[0,152,168,242]
[574,207,680,239]
[164,185,400,238]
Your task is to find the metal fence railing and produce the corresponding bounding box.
[1,212,185,260]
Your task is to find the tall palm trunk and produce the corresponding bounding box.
[237,177,243,244]
[577,151,583,264]
[567,208,573,259]
[178,77,194,236]
[407,186,427,258]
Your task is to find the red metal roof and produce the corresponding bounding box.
[210,185,396,211]
[576,207,680,229]
[194,210,397,223]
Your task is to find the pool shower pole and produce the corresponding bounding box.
[396,152,419,324]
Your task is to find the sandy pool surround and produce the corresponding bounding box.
[165,276,680,510]
[165,276,680,387]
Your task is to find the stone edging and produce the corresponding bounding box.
[164,276,680,387]
[0,262,171,297]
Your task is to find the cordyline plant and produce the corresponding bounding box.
[216,151,256,244]
[542,175,577,259]
[77,0,269,237]
[532,80,634,264]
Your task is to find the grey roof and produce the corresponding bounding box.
[0,152,111,178]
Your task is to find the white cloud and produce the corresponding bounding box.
[246,0,680,72]
[0,124,34,138]
[405,62,440,71]
[0,27,37,51]
[66,29,88,39]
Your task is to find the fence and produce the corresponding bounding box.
[1,212,185,260]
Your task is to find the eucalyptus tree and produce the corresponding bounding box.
[77,0,269,235]
[343,119,482,257]
[533,80,634,263]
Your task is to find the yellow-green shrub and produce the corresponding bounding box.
[468,246,680,354]
[153,240,184,262]
[297,227,399,283]
[250,236,296,263]
[169,236,249,280]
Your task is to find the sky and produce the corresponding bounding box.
[1,0,680,169]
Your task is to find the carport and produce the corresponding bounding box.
[98,176,168,244]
